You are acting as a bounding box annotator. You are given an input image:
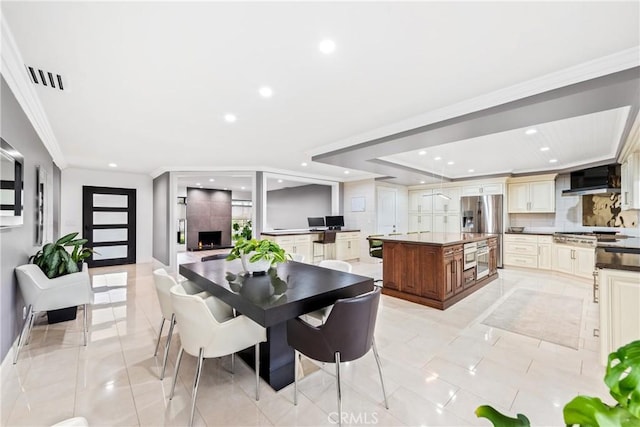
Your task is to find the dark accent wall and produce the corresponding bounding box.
[186,188,232,248]
[0,76,55,361]
[267,184,332,229]
[152,172,170,265]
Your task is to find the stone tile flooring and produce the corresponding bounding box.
[1,257,609,426]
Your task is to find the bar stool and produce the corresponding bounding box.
[313,230,336,261]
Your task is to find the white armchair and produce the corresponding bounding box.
[14,264,92,364]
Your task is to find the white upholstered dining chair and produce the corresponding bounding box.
[306,260,353,323]
[168,284,266,427]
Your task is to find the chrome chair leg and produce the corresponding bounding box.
[335,352,342,427]
[153,317,165,356]
[231,353,235,374]
[160,314,175,380]
[83,304,88,346]
[293,350,299,405]
[372,338,389,409]
[25,308,36,345]
[169,347,184,399]
[13,305,34,364]
[255,343,260,401]
[189,348,204,427]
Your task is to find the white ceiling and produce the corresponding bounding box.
[2,2,639,186]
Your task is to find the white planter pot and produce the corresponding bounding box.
[241,253,272,275]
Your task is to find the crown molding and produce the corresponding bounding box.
[0,14,66,167]
[619,110,640,162]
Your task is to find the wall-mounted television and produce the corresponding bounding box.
[325,215,344,230]
[307,217,325,228]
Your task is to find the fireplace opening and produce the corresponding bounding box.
[198,231,222,248]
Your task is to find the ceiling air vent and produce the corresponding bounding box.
[26,66,64,91]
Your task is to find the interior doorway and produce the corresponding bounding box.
[376,187,397,234]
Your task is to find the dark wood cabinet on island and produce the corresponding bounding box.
[375,233,498,310]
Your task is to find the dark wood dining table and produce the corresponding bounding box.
[179,259,374,391]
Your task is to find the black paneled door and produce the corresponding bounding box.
[82,186,136,267]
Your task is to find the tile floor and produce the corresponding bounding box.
[1,257,611,426]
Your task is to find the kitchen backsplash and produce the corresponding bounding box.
[509,174,640,237]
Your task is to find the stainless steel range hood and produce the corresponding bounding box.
[561,164,621,197]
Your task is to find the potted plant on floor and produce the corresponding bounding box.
[30,232,95,323]
[226,237,288,275]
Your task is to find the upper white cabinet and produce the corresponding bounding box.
[433,187,461,213]
[409,189,433,213]
[507,175,556,213]
[461,182,503,196]
[621,152,640,210]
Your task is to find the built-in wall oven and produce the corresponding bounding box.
[476,240,489,280]
[463,242,477,271]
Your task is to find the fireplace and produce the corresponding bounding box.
[198,231,222,248]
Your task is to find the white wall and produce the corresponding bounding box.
[61,168,154,263]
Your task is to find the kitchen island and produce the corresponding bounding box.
[376,233,499,309]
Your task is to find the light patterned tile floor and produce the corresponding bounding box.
[1,259,609,426]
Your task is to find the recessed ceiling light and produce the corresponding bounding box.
[468,169,475,173]
[241,186,245,190]
[224,113,237,123]
[209,178,215,182]
[420,181,425,184]
[318,39,336,54]
[259,86,273,98]
[418,151,426,156]
[525,128,537,135]
[195,183,201,186]
[447,161,454,165]
[540,146,550,152]
[277,179,283,183]
[344,170,350,174]
[434,156,441,161]
[301,162,308,167]
[108,163,117,168]
[223,187,228,190]
[549,159,558,163]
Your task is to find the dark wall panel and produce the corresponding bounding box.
[186,188,232,248]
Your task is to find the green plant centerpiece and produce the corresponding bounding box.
[29,232,95,323]
[476,339,640,426]
[226,237,288,275]
[30,232,94,278]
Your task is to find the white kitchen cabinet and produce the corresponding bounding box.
[409,189,433,213]
[335,232,360,261]
[599,268,640,365]
[537,236,553,270]
[262,234,316,264]
[552,243,595,279]
[433,214,460,234]
[504,234,539,268]
[621,152,640,211]
[507,179,555,213]
[433,187,461,214]
[409,213,432,232]
[461,182,503,196]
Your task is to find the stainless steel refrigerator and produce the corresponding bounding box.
[461,194,503,267]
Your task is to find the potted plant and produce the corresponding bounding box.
[226,237,288,275]
[476,339,640,426]
[30,232,95,323]
[232,220,252,241]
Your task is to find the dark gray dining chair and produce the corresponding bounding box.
[286,287,388,426]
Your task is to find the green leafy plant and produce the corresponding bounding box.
[226,237,288,266]
[30,232,95,278]
[232,220,252,241]
[476,340,640,427]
